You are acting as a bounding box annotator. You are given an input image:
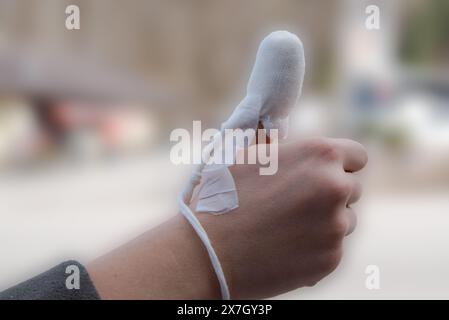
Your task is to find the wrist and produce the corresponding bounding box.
[87,215,221,299]
[165,214,222,299]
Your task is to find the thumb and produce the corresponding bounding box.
[223,30,305,141]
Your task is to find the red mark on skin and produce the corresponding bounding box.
[256,121,270,144]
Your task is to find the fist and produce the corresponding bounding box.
[196,137,368,299]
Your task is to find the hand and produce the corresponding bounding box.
[195,137,368,299]
[87,137,367,300]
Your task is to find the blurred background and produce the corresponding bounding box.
[0,0,449,299]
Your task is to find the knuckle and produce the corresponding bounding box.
[305,138,339,162]
[323,215,347,246]
[346,210,358,235]
[348,139,369,169]
[353,180,363,200]
[356,142,369,167]
[331,215,349,238]
[326,177,352,201]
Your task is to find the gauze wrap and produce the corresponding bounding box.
[178,30,305,300]
[195,30,305,214]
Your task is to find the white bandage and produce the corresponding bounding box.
[178,30,305,300]
[196,30,305,214]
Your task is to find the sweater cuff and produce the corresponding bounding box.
[0,260,100,300]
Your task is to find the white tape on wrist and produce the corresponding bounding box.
[178,30,305,299]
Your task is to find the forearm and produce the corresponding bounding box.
[87,215,221,299]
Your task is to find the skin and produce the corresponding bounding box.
[87,137,367,299]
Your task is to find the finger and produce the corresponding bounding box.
[223,31,304,139]
[344,207,357,236]
[346,175,363,206]
[332,139,368,173]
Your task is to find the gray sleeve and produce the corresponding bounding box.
[0,260,100,300]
